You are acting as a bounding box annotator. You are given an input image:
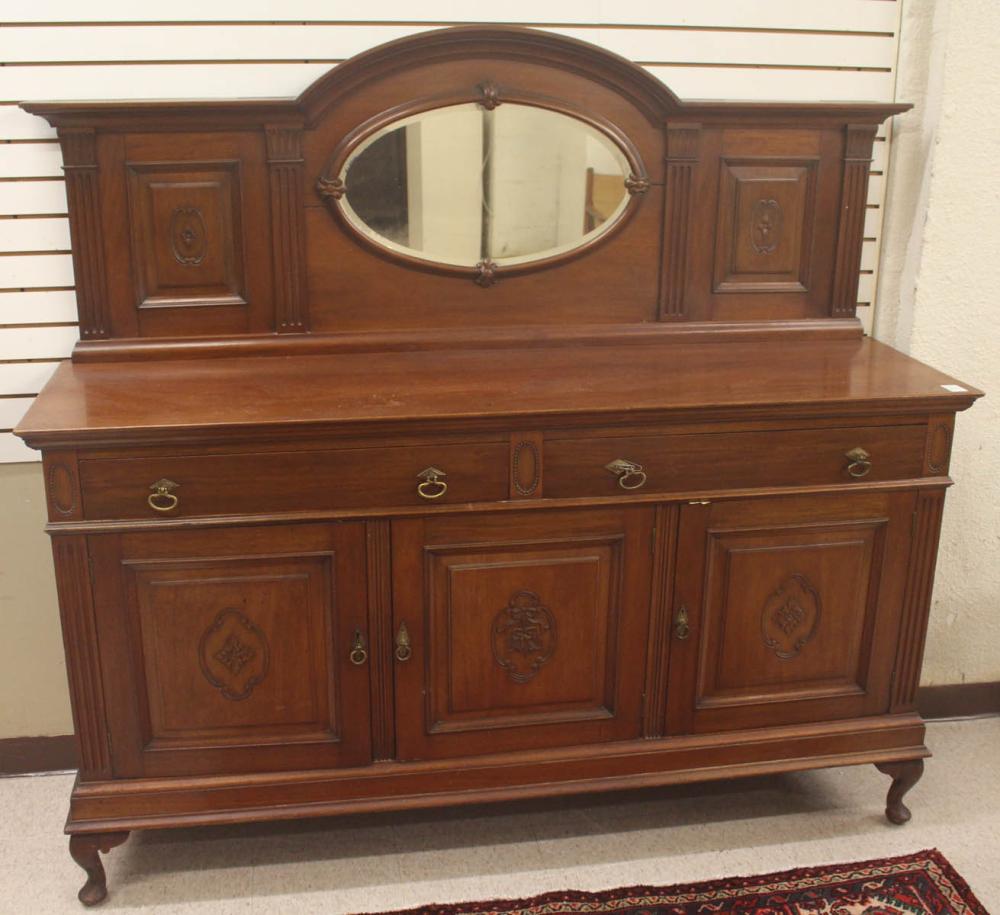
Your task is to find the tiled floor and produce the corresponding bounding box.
[1,718,997,914]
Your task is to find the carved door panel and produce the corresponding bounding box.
[89,523,371,777]
[392,507,655,760]
[665,491,915,734]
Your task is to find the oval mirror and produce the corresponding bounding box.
[336,102,635,269]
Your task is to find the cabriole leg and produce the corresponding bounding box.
[875,759,924,825]
[68,832,130,906]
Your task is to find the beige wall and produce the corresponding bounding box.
[2,2,999,740]
[876,0,1000,686]
[0,463,72,736]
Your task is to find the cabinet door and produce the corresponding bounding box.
[392,507,655,760]
[90,523,372,776]
[665,491,915,734]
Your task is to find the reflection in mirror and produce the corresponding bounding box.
[339,102,633,269]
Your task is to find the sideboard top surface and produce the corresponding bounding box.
[16,338,981,448]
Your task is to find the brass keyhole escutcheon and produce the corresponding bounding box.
[416,467,448,500]
[845,446,872,478]
[674,606,690,641]
[147,478,179,512]
[395,620,412,661]
[605,458,647,490]
[349,629,368,666]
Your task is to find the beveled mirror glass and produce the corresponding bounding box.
[337,102,633,268]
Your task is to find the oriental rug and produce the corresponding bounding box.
[367,849,987,915]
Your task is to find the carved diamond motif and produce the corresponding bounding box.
[198,609,269,701]
[213,633,256,675]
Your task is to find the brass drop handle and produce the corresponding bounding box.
[394,620,412,661]
[674,605,690,641]
[845,446,872,478]
[605,458,647,491]
[416,467,448,500]
[147,478,179,512]
[349,629,368,666]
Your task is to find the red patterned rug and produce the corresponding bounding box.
[367,849,987,915]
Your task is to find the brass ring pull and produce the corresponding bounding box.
[147,478,179,513]
[416,467,448,500]
[845,447,872,478]
[605,458,647,491]
[349,629,368,666]
[394,620,412,662]
[674,606,690,641]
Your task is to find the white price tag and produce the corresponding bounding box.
[940,384,968,393]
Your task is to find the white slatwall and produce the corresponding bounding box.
[0,1,903,463]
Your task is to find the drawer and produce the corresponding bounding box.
[544,424,928,499]
[79,441,509,520]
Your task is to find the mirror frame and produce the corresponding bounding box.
[315,82,650,287]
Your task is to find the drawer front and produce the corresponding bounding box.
[79,441,508,519]
[544,424,927,499]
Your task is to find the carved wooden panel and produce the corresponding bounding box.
[58,128,110,339]
[658,123,700,319]
[50,535,112,779]
[713,158,818,293]
[891,488,946,711]
[831,124,878,316]
[666,491,915,734]
[391,507,654,760]
[266,125,309,332]
[126,160,246,310]
[88,523,371,777]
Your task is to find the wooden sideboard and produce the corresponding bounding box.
[15,26,981,906]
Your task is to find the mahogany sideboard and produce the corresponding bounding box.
[15,26,982,906]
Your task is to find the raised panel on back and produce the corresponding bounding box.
[126,161,246,310]
[682,127,841,321]
[713,158,817,293]
[392,507,654,760]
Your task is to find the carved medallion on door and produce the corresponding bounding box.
[198,608,270,700]
[391,508,654,759]
[760,573,821,660]
[491,590,557,683]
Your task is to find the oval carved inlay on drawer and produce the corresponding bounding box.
[512,440,541,496]
[927,422,952,473]
[47,461,77,516]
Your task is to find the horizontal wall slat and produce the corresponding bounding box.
[1,1,900,32]
[0,25,896,68]
[0,360,61,396]
[0,62,894,103]
[0,144,63,179]
[0,290,78,323]
[0,397,34,429]
[0,253,74,288]
[0,106,57,140]
[0,326,79,359]
[0,217,71,252]
[0,432,37,463]
[0,181,67,216]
